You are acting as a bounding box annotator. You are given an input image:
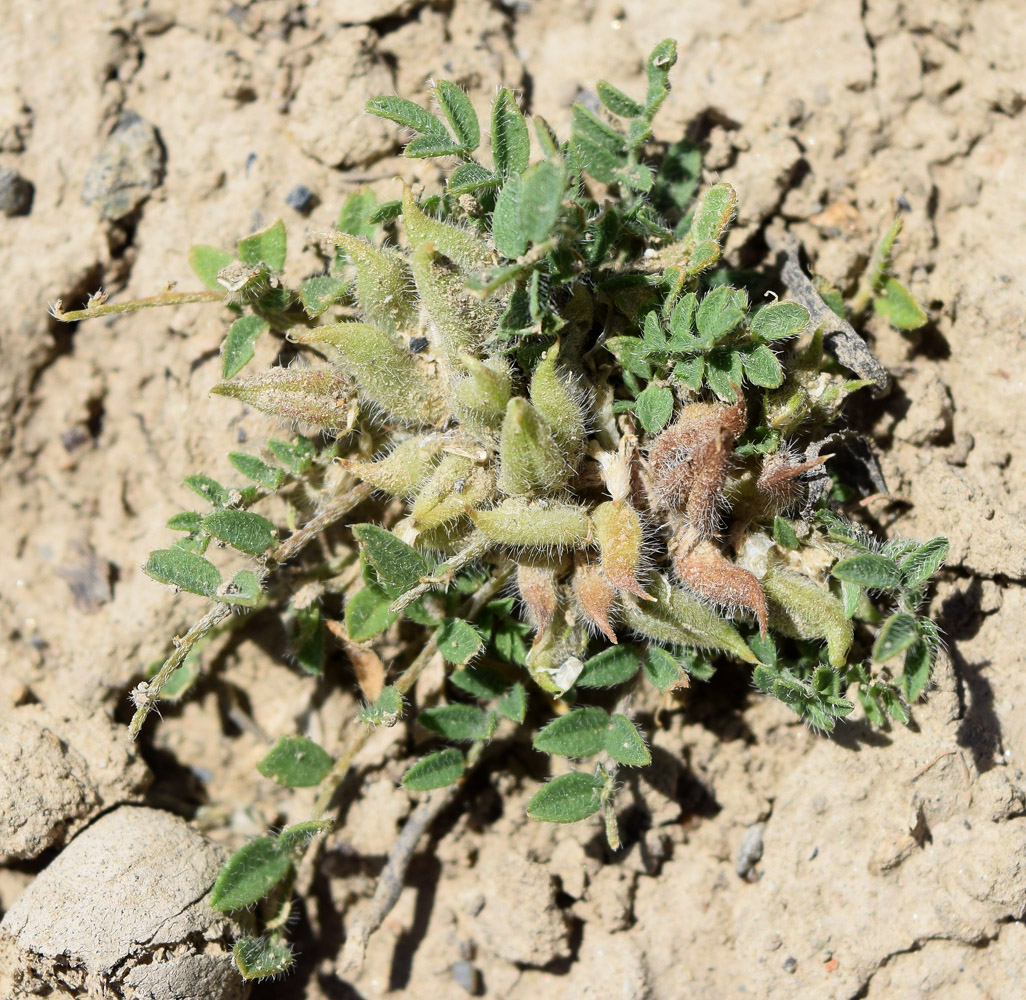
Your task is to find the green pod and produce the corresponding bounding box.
[293,322,447,427]
[401,183,493,271]
[470,499,591,550]
[497,397,567,496]
[762,564,854,668]
[411,454,493,530]
[332,233,417,334]
[592,500,652,600]
[211,366,351,427]
[452,354,513,432]
[341,436,440,498]
[620,575,759,664]
[529,341,587,456]
[410,243,501,365]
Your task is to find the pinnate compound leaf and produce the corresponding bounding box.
[403,747,465,791]
[899,536,948,588]
[436,618,482,665]
[257,735,333,787]
[202,509,277,555]
[238,220,286,272]
[351,524,428,598]
[491,89,530,177]
[419,704,493,741]
[873,612,919,662]
[228,451,285,490]
[190,245,234,290]
[874,276,928,330]
[222,315,269,379]
[832,553,902,590]
[576,645,641,688]
[233,936,294,980]
[533,707,610,758]
[750,301,809,342]
[345,586,397,641]
[211,838,292,910]
[144,548,221,597]
[435,80,479,151]
[634,383,674,432]
[605,714,650,766]
[366,95,449,138]
[528,771,604,823]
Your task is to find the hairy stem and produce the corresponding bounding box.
[53,289,226,322]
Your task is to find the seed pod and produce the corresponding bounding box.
[497,397,567,496]
[761,563,853,668]
[329,233,417,334]
[529,341,587,457]
[411,454,493,530]
[756,450,828,513]
[211,366,352,428]
[401,183,493,271]
[469,499,591,550]
[517,558,561,637]
[452,354,513,431]
[341,436,441,499]
[293,322,447,427]
[592,500,652,600]
[572,560,619,643]
[671,537,768,637]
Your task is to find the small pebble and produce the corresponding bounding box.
[409,336,428,353]
[0,167,33,216]
[451,960,482,995]
[285,183,317,213]
[736,822,765,881]
[783,956,798,973]
[82,111,164,220]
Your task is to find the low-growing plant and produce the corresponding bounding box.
[55,39,946,979]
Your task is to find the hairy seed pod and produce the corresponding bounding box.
[294,322,448,427]
[671,537,768,637]
[469,499,591,550]
[647,396,746,536]
[517,558,561,637]
[592,500,652,600]
[211,366,353,428]
[452,354,513,431]
[329,233,417,334]
[497,397,567,496]
[411,454,493,530]
[756,450,827,513]
[761,563,853,668]
[529,341,587,457]
[401,183,493,271]
[341,436,441,499]
[572,560,619,643]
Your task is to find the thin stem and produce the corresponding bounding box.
[53,289,226,322]
[271,482,374,565]
[388,534,492,614]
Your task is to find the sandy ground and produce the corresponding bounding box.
[1,0,1025,997]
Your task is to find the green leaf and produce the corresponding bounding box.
[257,735,333,787]
[228,451,285,490]
[299,275,346,318]
[351,524,428,599]
[614,161,654,192]
[858,686,886,726]
[881,686,909,724]
[277,820,331,855]
[773,516,799,549]
[653,140,702,216]
[189,245,234,290]
[238,219,286,272]
[573,133,624,185]
[183,474,230,508]
[576,645,641,688]
[233,935,294,980]
[704,348,744,402]
[403,747,465,791]
[740,343,783,388]
[419,704,493,741]
[345,586,397,642]
[435,80,479,151]
[750,301,809,342]
[404,133,465,158]
[643,646,684,690]
[645,38,678,109]
[873,612,919,662]
[359,685,403,726]
[672,355,705,390]
[365,95,449,138]
[841,579,862,619]
[221,315,269,380]
[144,547,221,597]
[597,80,645,118]
[497,681,527,723]
[450,665,508,700]
[899,537,948,589]
[336,189,378,240]
[492,173,527,259]
[519,160,567,243]
[448,162,499,196]
[210,838,292,910]
[491,89,530,177]
[832,553,903,590]
[874,276,928,330]
[167,511,203,532]
[634,383,674,432]
[901,637,933,701]
[688,182,735,244]
[219,569,263,607]
[368,199,403,224]
[290,601,323,676]
[202,509,277,555]
[604,714,650,766]
[533,707,610,758]
[528,771,605,823]
[436,618,483,665]
[667,292,698,346]
[268,436,315,475]
[696,285,748,344]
